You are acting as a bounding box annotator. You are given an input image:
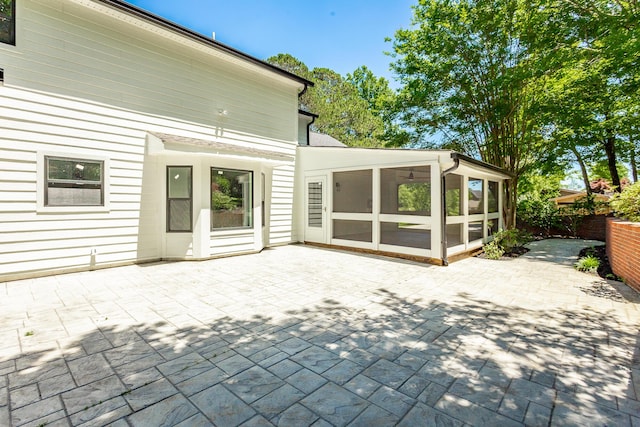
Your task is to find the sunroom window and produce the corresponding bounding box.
[381,166,431,216]
[488,181,499,213]
[333,169,372,213]
[445,174,464,216]
[0,0,15,45]
[45,157,104,206]
[468,178,484,215]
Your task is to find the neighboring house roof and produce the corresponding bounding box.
[558,189,583,197]
[551,192,611,205]
[308,132,347,147]
[93,0,313,88]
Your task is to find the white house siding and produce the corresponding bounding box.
[0,0,302,279]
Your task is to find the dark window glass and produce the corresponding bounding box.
[211,168,253,230]
[380,222,431,249]
[333,170,372,213]
[0,0,16,45]
[488,181,499,213]
[333,220,372,242]
[45,157,103,206]
[468,221,484,242]
[468,178,484,215]
[167,166,192,232]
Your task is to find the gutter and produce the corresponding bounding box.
[440,156,460,266]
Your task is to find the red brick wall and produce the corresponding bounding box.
[606,218,640,292]
[518,214,609,241]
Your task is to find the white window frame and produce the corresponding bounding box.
[37,152,110,213]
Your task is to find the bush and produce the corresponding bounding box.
[517,198,561,233]
[493,228,532,251]
[483,240,505,260]
[610,182,640,222]
[574,255,600,273]
[482,228,531,259]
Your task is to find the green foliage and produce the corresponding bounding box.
[267,55,394,147]
[211,191,236,211]
[494,228,532,252]
[389,0,553,227]
[483,241,505,260]
[517,173,562,233]
[482,228,531,259]
[574,256,600,273]
[590,160,629,183]
[446,189,461,216]
[517,198,561,232]
[610,181,640,221]
[398,183,431,214]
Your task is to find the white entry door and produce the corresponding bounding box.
[305,176,327,243]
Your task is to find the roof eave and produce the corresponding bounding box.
[451,152,514,178]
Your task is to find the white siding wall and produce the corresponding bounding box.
[0,0,301,279]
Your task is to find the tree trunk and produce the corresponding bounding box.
[631,141,638,183]
[503,178,517,229]
[604,129,622,192]
[571,146,592,194]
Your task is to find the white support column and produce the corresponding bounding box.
[372,167,381,250]
[430,162,442,259]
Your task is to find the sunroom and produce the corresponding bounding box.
[295,147,511,265]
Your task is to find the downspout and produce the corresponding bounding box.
[298,83,309,99]
[297,83,315,146]
[306,114,316,146]
[440,157,460,266]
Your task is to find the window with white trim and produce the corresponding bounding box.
[167,166,193,232]
[211,168,253,230]
[45,156,104,206]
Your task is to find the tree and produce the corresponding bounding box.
[389,0,550,228]
[543,0,640,192]
[267,55,388,147]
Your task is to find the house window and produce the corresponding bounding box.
[211,168,252,230]
[45,157,104,206]
[167,166,192,232]
[0,0,15,45]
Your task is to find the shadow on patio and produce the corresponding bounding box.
[5,284,639,426]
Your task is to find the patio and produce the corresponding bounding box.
[1,239,639,426]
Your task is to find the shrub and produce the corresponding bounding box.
[483,240,505,260]
[574,255,600,273]
[610,182,640,222]
[517,198,561,233]
[492,228,532,251]
[482,228,531,259]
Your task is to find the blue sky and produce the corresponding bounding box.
[125,0,415,84]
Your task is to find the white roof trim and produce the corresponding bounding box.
[146,132,294,164]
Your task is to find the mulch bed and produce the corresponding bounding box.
[577,245,621,281]
[475,246,529,260]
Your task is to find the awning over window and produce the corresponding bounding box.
[146,132,294,163]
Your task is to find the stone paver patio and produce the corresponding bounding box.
[1,239,639,426]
